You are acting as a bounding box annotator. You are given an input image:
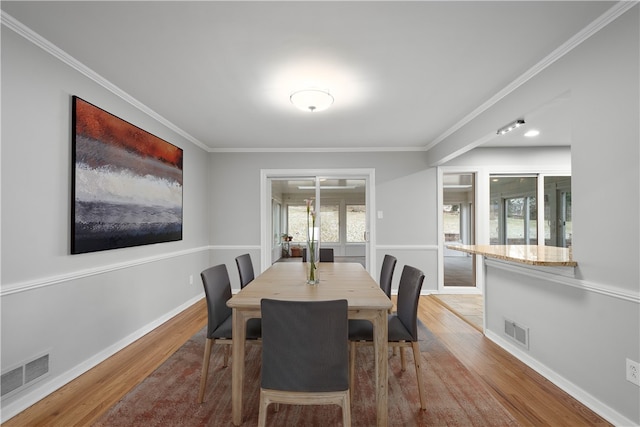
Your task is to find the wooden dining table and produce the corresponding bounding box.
[227,261,392,426]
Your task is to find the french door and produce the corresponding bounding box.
[260,169,375,275]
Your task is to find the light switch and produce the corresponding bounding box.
[377,210,384,219]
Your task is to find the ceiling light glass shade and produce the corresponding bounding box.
[290,89,334,112]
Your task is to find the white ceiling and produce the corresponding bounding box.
[2,1,615,152]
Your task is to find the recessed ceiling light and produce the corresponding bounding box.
[524,130,540,137]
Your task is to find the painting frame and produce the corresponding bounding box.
[71,96,183,254]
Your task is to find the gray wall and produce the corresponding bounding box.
[1,4,638,426]
[1,25,211,419]
[208,151,439,293]
[435,7,640,425]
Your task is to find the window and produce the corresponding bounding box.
[504,196,537,244]
[490,175,571,248]
[272,201,281,246]
[346,204,366,242]
[490,176,536,244]
[443,204,461,243]
[544,176,572,247]
[287,205,309,243]
[320,204,340,243]
[287,204,340,243]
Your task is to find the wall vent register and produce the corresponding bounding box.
[504,318,529,349]
[1,353,49,397]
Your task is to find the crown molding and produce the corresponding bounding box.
[1,11,210,152]
[4,2,636,155]
[424,1,638,152]
[2,11,425,155]
[209,146,426,153]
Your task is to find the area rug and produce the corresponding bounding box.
[94,323,519,426]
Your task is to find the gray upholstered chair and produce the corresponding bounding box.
[197,264,261,403]
[319,248,334,262]
[235,253,255,288]
[258,299,351,426]
[348,265,427,410]
[379,254,397,299]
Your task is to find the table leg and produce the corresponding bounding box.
[372,309,388,427]
[231,309,246,426]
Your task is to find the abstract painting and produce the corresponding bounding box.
[71,96,183,254]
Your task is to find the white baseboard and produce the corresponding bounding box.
[485,329,637,427]
[0,294,204,423]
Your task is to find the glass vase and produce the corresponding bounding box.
[306,240,319,285]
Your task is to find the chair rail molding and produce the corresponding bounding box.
[485,259,640,304]
[1,246,210,297]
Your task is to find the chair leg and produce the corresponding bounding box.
[198,338,214,403]
[342,389,352,427]
[349,341,356,400]
[258,390,269,427]
[399,341,407,371]
[411,341,427,410]
[223,344,230,368]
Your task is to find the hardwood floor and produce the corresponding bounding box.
[3,296,611,426]
[2,299,208,427]
[418,296,610,427]
[444,255,475,286]
[431,293,483,332]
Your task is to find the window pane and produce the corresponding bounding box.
[528,196,538,244]
[489,198,500,244]
[505,196,537,244]
[490,176,537,245]
[273,201,281,246]
[320,204,339,242]
[443,204,461,243]
[347,205,366,242]
[544,176,572,248]
[287,205,309,243]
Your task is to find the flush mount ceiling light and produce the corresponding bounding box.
[524,129,540,137]
[290,89,334,112]
[497,119,525,135]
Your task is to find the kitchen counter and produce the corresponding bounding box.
[446,244,576,267]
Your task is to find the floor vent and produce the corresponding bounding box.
[504,318,529,349]
[1,366,24,396]
[1,354,49,397]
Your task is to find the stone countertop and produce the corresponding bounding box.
[446,244,577,267]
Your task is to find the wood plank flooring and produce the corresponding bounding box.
[2,299,208,427]
[431,293,483,332]
[3,296,611,426]
[418,296,611,427]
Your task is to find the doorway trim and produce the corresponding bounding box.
[260,168,376,275]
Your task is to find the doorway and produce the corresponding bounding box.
[442,173,476,288]
[260,169,375,275]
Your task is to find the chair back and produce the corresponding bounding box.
[200,264,233,337]
[319,248,334,262]
[261,299,349,392]
[396,265,425,341]
[235,253,255,288]
[379,254,397,298]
